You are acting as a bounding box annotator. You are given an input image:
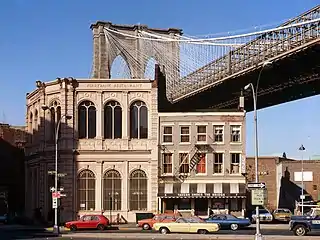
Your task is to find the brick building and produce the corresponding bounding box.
[0,123,27,215]
[246,156,320,212]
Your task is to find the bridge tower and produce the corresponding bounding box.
[90,21,182,79]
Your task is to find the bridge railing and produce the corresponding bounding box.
[171,6,320,102]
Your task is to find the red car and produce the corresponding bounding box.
[65,214,109,231]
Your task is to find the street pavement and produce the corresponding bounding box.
[2,223,320,240]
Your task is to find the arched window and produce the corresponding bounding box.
[78,101,96,139]
[77,170,95,211]
[104,101,122,139]
[129,170,147,210]
[103,170,122,210]
[28,112,33,133]
[34,110,38,131]
[49,101,61,141]
[130,101,148,139]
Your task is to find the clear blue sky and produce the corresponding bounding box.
[0,0,319,159]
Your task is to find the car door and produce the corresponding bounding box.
[311,210,320,231]
[173,218,190,233]
[78,215,92,229]
[89,216,100,229]
[210,215,224,227]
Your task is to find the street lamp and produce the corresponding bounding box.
[244,61,272,240]
[42,105,72,234]
[299,144,306,215]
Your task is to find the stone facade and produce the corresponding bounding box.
[158,112,247,217]
[25,78,159,223]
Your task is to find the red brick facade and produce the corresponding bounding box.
[0,123,27,148]
[246,156,320,212]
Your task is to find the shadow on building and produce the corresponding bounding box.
[24,103,78,226]
[0,124,27,221]
[278,167,313,213]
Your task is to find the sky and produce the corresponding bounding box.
[0,0,319,159]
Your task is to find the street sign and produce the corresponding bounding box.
[247,182,266,189]
[52,192,61,198]
[60,194,67,197]
[52,198,58,209]
[50,187,55,192]
[251,188,267,206]
[57,173,67,177]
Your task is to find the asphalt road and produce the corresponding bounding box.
[2,225,320,240]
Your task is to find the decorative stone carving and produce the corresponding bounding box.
[104,139,128,151]
[77,139,102,151]
[128,92,148,103]
[77,92,97,103]
[128,139,150,150]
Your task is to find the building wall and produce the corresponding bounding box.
[25,78,159,223]
[158,112,247,216]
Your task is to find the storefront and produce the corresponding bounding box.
[158,192,246,217]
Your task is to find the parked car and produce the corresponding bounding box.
[251,209,273,222]
[0,213,8,224]
[65,214,109,231]
[273,208,292,222]
[137,213,181,230]
[289,208,320,236]
[153,216,220,234]
[205,214,251,230]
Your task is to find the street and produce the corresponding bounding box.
[2,224,320,240]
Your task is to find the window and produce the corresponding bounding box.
[231,153,241,174]
[77,170,95,211]
[162,153,173,174]
[213,125,224,142]
[28,112,33,143]
[130,101,148,139]
[197,126,206,142]
[49,100,61,141]
[179,153,189,174]
[230,125,241,142]
[103,170,122,210]
[78,101,96,139]
[213,153,223,174]
[104,101,122,139]
[129,170,147,210]
[163,126,172,143]
[180,126,190,143]
[196,153,206,174]
[206,183,214,193]
[190,184,197,193]
[173,183,181,194]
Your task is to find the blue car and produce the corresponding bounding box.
[205,214,251,230]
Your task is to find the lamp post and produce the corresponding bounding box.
[42,105,72,235]
[299,144,306,215]
[244,61,272,240]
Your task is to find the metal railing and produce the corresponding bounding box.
[171,6,320,102]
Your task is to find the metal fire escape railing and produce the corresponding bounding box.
[172,6,320,102]
[158,137,213,183]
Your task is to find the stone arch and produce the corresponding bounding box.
[110,55,132,79]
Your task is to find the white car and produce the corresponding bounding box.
[252,209,273,222]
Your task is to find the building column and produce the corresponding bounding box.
[122,91,128,139]
[122,161,129,211]
[95,162,103,212]
[96,92,103,139]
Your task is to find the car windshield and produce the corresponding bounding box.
[259,209,269,214]
[226,214,238,219]
[276,209,291,213]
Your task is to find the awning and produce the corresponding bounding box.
[158,193,246,199]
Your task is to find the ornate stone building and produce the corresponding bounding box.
[25,78,159,223]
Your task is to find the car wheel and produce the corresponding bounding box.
[142,223,150,230]
[294,225,307,236]
[97,224,105,231]
[230,223,239,231]
[70,225,77,231]
[197,229,208,234]
[159,227,169,234]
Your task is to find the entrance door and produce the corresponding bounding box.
[195,199,208,216]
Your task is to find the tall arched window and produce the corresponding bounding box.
[129,170,147,210]
[103,170,122,210]
[49,101,61,141]
[104,101,122,139]
[77,170,95,211]
[130,101,148,139]
[78,101,96,139]
[28,112,33,143]
[34,110,38,131]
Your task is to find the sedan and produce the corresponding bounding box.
[153,217,220,234]
[205,214,251,230]
[251,209,273,222]
[65,214,109,231]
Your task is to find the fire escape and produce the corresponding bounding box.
[158,138,213,183]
